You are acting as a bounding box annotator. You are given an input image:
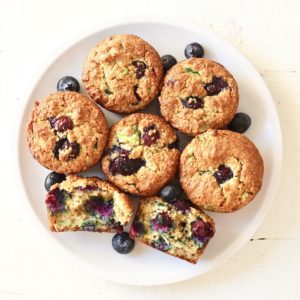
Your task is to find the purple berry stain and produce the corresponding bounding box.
[85,196,113,220]
[130,219,145,238]
[172,199,192,213]
[151,237,171,252]
[45,188,66,213]
[191,219,214,246]
[213,165,233,184]
[142,124,160,146]
[151,212,173,233]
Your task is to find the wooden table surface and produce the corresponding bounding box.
[0,0,299,299]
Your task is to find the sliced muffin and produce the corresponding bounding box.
[45,175,134,232]
[130,197,215,264]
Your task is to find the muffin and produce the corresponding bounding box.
[130,197,215,264]
[101,113,180,196]
[46,175,134,232]
[27,91,109,174]
[82,34,163,113]
[180,130,264,212]
[159,58,239,136]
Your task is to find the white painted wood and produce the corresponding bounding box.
[0,0,299,298]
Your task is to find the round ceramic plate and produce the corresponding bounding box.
[16,18,282,286]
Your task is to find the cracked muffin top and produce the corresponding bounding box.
[180,130,264,212]
[82,34,163,113]
[101,113,180,196]
[27,91,109,174]
[159,58,239,136]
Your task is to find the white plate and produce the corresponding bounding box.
[16,18,282,286]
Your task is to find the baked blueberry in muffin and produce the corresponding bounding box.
[45,175,134,232]
[130,196,215,264]
[82,34,163,113]
[27,91,109,174]
[101,113,180,196]
[159,58,239,136]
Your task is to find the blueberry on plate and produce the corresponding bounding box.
[161,55,177,73]
[184,42,205,58]
[160,184,182,203]
[57,76,80,92]
[45,172,66,191]
[112,232,135,254]
[227,112,251,133]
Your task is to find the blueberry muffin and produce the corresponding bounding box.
[180,130,264,212]
[101,113,180,196]
[46,175,134,232]
[27,91,109,174]
[159,58,239,136]
[82,34,163,113]
[130,197,215,264]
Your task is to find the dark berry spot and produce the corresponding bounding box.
[160,184,182,203]
[44,172,66,191]
[104,88,113,95]
[109,157,145,176]
[151,212,173,233]
[172,199,192,213]
[142,124,160,146]
[182,96,204,109]
[85,196,113,220]
[151,237,171,252]
[161,55,177,73]
[49,116,73,132]
[94,138,98,149]
[109,221,123,233]
[227,112,251,133]
[133,85,142,102]
[132,60,147,79]
[112,232,135,254]
[213,165,233,184]
[108,145,131,157]
[45,188,67,213]
[53,138,80,160]
[184,43,205,58]
[57,76,80,92]
[130,219,145,238]
[168,139,179,149]
[205,77,228,96]
[191,219,214,245]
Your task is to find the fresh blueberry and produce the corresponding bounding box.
[161,55,177,73]
[160,184,182,202]
[57,76,80,92]
[213,165,233,184]
[182,96,204,109]
[109,157,145,176]
[205,77,228,96]
[45,172,66,191]
[142,124,160,146]
[184,42,204,58]
[112,232,135,254]
[227,112,251,133]
[132,60,147,79]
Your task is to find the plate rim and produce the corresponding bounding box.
[14,16,283,286]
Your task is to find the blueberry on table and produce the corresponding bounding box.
[227,112,251,133]
[57,76,80,92]
[184,42,205,58]
[160,184,182,203]
[161,55,177,73]
[45,172,66,191]
[112,232,135,254]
